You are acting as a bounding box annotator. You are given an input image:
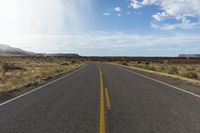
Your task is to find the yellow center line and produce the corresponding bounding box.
[99,67,106,133]
[105,88,111,111]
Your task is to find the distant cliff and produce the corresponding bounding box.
[178,54,200,58]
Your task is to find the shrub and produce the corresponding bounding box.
[143,65,156,71]
[71,61,77,64]
[168,66,179,75]
[159,65,165,70]
[148,66,157,71]
[186,68,195,71]
[2,62,25,72]
[182,71,198,79]
[121,61,128,66]
[145,62,149,65]
[61,62,69,65]
[2,62,13,72]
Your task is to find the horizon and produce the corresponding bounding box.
[0,0,200,56]
[1,43,200,57]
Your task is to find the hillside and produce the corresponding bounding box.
[0,44,80,57]
[0,44,34,56]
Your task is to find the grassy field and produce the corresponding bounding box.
[0,56,82,93]
[119,61,200,80]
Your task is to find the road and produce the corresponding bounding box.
[0,63,200,133]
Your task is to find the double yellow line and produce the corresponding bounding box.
[99,67,111,133]
[105,88,111,111]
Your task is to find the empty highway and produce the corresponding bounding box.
[0,63,200,133]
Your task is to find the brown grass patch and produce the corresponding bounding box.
[120,61,200,80]
[0,57,82,92]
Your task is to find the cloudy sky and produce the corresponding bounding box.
[0,0,200,56]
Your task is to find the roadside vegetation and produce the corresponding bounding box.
[0,56,82,94]
[119,61,200,81]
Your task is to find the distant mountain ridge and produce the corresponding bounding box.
[0,44,34,56]
[0,44,80,57]
[49,53,80,57]
[178,54,200,58]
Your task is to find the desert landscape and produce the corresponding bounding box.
[119,60,200,80]
[0,56,81,94]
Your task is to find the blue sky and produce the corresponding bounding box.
[92,0,154,32]
[0,0,200,56]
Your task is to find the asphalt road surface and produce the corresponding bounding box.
[0,63,200,133]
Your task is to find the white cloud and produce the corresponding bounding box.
[1,32,199,55]
[152,12,168,21]
[130,0,142,9]
[114,7,122,12]
[117,13,121,17]
[130,0,200,30]
[151,22,200,30]
[103,13,111,16]
[114,7,122,16]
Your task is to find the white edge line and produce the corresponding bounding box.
[0,66,85,106]
[117,65,200,98]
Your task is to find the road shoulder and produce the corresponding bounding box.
[111,63,200,97]
[0,65,84,104]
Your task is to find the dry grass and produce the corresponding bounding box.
[122,61,200,80]
[0,57,82,92]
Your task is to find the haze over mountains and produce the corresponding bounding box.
[0,44,34,56]
[0,44,79,57]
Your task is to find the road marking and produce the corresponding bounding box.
[105,88,111,111]
[98,67,106,133]
[118,66,200,98]
[0,66,85,107]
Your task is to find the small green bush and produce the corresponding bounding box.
[2,62,25,72]
[145,62,149,65]
[121,61,128,66]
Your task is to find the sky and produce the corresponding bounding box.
[0,0,200,56]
